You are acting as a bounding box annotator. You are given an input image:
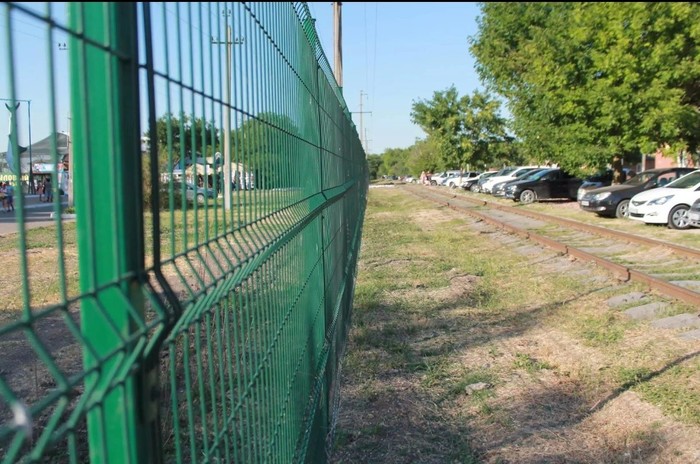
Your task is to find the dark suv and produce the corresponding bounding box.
[578,167,696,218]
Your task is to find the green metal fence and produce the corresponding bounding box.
[0,2,367,462]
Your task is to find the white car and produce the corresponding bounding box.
[628,169,700,229]
[480,166,541,194]
[447,171,481,188]
[431,170,462,186]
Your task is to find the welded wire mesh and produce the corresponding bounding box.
[0,2,366,463]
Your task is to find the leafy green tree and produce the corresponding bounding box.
[406,137,442,175]
[146,113,220,169]
[367,154,383,179]
[411,86,465,169]
[410,86,513,170]
[471,2,700,180]
[379,147,411,177]
[233,113,316,190]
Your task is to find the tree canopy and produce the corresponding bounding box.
[410,86,516,170]
[146,113,220,169]
[470,2,700,178]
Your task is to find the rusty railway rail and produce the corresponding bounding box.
[405,185,700,307]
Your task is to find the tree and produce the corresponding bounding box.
[233,113,313,190]
[366,154,383,179]
[410,86,514,170]
[406,137,442,175]
[471,3,700,180]
[378,147,410,177]
[146,113,220,170]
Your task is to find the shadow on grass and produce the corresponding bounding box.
[336,280,699,463]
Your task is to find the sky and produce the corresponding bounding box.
[308,2,484,154]
[0,2,486,157]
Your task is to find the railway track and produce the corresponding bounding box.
[404,185,700,341]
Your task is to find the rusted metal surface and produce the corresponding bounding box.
[409,186,700,308]
[432,187,700,260]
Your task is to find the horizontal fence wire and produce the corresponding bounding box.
[0,2,367,463]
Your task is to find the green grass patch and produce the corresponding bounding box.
[578,314,626,346]
[634,362,700,425]
[513,352,554,373]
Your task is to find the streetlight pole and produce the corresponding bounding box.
[1,98,32,192]
[27,100,33,193]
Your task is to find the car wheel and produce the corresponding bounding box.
[615,199,629,218]
[668,204,690,230]
[197,193,206,204]
[470,184,479,192]
[519,189,536,204]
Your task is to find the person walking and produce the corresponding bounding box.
[5,182,14,212]
[0,183,6,212]
[44,178,53,203]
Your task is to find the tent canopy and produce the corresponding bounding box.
[0,132,68,173]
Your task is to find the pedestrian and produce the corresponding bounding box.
[44,178,53,203]
[5,182,14,212]
[38,178,44,202]
[0,183,6,212]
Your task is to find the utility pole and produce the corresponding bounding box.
[364,128,372,155]
[351,91,371,154]
[58,43,72,205]
[213,10,233,210]
[67,116,73,207]
[212,9,244,211]
[333,2,342,89]
[358,91,371,152]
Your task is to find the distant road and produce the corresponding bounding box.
[0,196,69,236]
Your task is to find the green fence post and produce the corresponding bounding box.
[69,3,155,463]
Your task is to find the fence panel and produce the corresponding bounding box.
[0,2,366,462]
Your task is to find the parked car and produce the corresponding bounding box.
[480,166,541,194]
[576,168,635,201]
[174,181,216,204]
[628,169,700,229]
[505,168,583,203]
[491,168,550,197]
[467,171,500,192]
[430,170,462,186]
[447,171,481,188]
[578,167,696,218]
[688,197,700,228]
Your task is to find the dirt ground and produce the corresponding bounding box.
[330,189,700,464]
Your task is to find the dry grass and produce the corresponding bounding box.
[331,187,700,464]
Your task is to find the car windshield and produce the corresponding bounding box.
[586,170,612,182]
[496,167,516,176]
[529,169,555,180]
[520,169,549,181]
[666,170,700,188]
[514,168,538,178]
[623,171,658,186]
